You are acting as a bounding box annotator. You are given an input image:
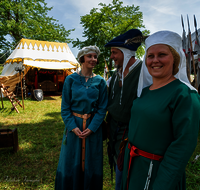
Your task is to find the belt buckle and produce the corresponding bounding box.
[83,114,88,120]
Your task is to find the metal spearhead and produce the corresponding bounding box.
[181,15,189,78]
[187,15,191,55]
[194,15,200,52]
[181,15,185,31]
[186,15,192,79]
[181,15,187,55]
[194,15,200,88]
[194,15,197,30]
[187,14,191,33]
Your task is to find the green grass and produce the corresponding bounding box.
[186,133,200,190]
[0,96,199,189]
[0,96,115,190]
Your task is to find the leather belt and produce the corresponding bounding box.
[127,143,163,190]
[72,112,92,172]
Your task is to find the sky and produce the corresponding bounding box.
[45,0,200,57]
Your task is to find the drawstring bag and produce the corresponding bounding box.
[117,138,128,171]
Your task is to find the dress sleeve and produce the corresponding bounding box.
[153,89,200,189]
[61,76,77,132]
[88,79,108,133]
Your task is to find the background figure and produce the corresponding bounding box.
[104,29,144,190]
[121,30,200,190]
[55,46,108,190]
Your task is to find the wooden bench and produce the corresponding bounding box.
[0,128,19,153]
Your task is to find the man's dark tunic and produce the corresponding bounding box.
[107,60,142,163]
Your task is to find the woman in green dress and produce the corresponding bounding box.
[55,46,108,190]
[120,31,200,190]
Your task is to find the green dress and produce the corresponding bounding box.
[121,79,200,190]
[55,73,108,190]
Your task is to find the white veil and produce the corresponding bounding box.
[137,30,197,97]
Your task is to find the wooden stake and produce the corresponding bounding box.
[20,72,25,109]
[0,86,4,109]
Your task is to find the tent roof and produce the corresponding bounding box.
[5,38,79,70]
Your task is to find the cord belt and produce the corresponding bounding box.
[72,112,92,172]
[127,143,163,190]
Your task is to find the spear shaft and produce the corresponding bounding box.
[194,15,200,91]
[187,15,198,89]
[181,15,187,53]
[194,15,200,47]
[181,15,191,82]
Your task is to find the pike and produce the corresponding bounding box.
[181,15,190,81]
[194,15,200,52]
[181,15,187,56]
[194,15,200,90]
[187,15,198,89]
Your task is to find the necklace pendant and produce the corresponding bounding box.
[86,86,88,89]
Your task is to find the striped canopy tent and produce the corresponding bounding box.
[0,38,79,95]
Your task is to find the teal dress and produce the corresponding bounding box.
[121,79,200,190]
[55,73,108,190]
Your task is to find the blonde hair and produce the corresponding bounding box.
[167,45,180,75]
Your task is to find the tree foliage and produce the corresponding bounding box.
[72,0,150,75]
[0,50,10,65]
[0,0,74,52]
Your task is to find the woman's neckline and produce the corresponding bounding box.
[75,72,97,79]
[76,72,97,83]
[149,79,178,91]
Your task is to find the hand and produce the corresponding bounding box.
[79,128,93,139]
[72,127,82,136]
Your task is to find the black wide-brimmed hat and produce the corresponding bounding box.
[104,29,143,51]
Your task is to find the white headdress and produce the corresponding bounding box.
[77,46,100,63]
[114,47,136,85]
[111,47,141,104]
[137,30,197,97]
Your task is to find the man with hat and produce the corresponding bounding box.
[105,29,143,190]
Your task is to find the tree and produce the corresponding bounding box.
[72,0,150,75]
[0,50,10,65]
[0,0,74,51]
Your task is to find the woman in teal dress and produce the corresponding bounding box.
[55,46,108,190]
[120,31,200,190]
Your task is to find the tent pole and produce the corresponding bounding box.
[20,72,25,110]
[64,70,66,81]
[0,86,4,109]
[56,70,58,92]
[36,69,38,89]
